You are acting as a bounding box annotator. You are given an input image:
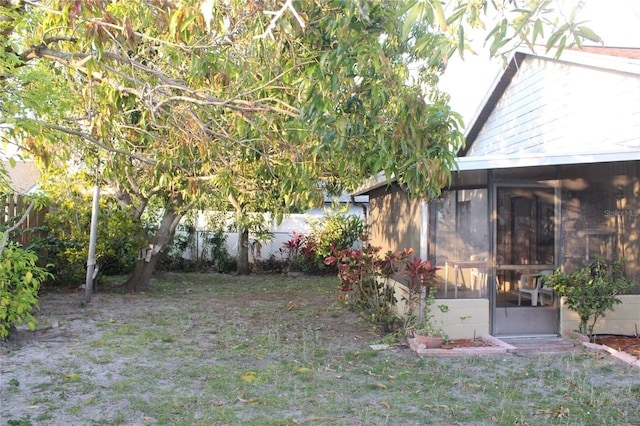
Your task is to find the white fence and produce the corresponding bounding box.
[178,203,367,262]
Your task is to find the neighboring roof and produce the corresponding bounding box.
[324,193,369,204]
[354,171,391,196]
[2,160,40,194]
[461,47,640,155]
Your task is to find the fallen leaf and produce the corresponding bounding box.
[379,401,391,409]
[236,396,259,404]
[240,371,257,383]
[371,382,387,389]
[295,367,311,374]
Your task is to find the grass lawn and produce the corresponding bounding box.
[2,273,639,425]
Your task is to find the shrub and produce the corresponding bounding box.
[281,213,365,274]
[35,172,144,286]
[0,243,52,339]
[309,213,363,262]
[280,231,315,272]
[544,257,634,339]
[324,246,411,333]
[253,255,286,274]
[156,213,235,273]
[35,199,143,285]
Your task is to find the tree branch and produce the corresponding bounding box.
[255,0,305,40]
[29,119,156,165]
[0,199,35,255]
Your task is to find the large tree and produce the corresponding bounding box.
[0,0,598,290]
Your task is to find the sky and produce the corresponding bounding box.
[438,0,640,127]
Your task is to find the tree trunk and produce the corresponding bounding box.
[236,227,250,275]
[123,202,184,292]
[124,253,161,292]
[228,194,251,275]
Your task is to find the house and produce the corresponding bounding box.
[357,48,640,339]
[2,159,40,194]
[2,160,44,247]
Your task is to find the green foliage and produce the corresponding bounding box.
[253,255,286,274]
[324,246,451,336]
[544,258,634,339]
[280,231,316,273]
[0,243,52,339]
[157,223,235,273]
[1,0,600,289]
[34,172,144,286]
[0,163,11,193]
[404,286,450,341]
[308,213,364,262]
[402,256,448,339]
[281,213,364,274]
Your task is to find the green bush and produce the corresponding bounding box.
[324,246,409,333]
[0,243,52,339]
[34,174,144,286]
[309,213,363,261]
[544,258,634,339]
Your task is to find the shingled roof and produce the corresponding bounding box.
[3,160,40,194]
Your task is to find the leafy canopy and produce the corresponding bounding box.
[2,0,597,205]
[0,0,598,288]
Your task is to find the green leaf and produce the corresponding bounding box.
[431,0,448,32]
[402,1,421,39]
[576,25,601,43]
[554,35,567,59]
[532,19,544,45]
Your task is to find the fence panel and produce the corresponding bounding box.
[2,193,46,247]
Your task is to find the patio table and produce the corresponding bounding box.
[444,260,487,298]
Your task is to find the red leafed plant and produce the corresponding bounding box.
[324,246,415,332]
[404,257,440,290]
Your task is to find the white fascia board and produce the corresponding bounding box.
[354,171,394,195]
[354,151,639,194]
[540,48,640,76]
[455,150,640,171]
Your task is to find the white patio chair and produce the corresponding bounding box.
[518,270,552,306]
[469,255,486,296]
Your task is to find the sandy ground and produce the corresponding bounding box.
[2,274,639,425]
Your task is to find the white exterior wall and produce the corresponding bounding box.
[468,57,640,157]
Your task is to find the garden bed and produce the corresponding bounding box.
[408,334,517,357]
[594,335,640,358]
